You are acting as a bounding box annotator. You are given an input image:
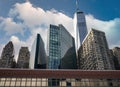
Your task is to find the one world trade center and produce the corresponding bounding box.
[74,0,88,52]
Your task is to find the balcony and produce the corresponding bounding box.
[0,69,120,87]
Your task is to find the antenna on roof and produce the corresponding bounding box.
[76,0,79,11]
[26,0,29,2]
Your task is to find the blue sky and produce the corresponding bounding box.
[0,0,120,20]
[0,0,120,60]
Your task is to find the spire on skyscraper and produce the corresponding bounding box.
[76,0,79,11]
[74,0,88,52]
[26,0,29,2]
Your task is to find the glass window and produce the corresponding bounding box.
[41,78,47,86]
[10,78,16,86]
[21,78,26,86]
[1,78,6,81]
[60,81,66,86]
[15,78,21,86]
[31,78,36,86]
[26,82,31,86]
[31,82,36,86]
[36,78,42,86]
[26,78,31,86]
[5,78,11,86]
[0,78,5,86]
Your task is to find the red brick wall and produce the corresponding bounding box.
[0,69,120,79]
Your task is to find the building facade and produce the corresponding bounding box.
[47,24,77,69]
[0,69,120,87]
[29,34,46,69]
[74,10,88,51]
[108,50,116,70]
[0,41,14,68]
[17,47,30,68]
[110,47,120,70]
[78,29,112,70]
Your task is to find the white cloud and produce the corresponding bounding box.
[9,2,74,36]
[86,14,120,48]
[7,28,48,62]
[110,41,120,49]
[6,1,74,61]
[0,17,4,21]
[0,17,24,35]
[10,36,28,61]
[0,1,120,61]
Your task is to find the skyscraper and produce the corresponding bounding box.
[17,47,30,68]
[29,34,46,69]
[74,0,88,51]
[109,49,115,70]
[110,47,120,70]
[78,29,112,70]
[0,41,14,68]
[47,24,77,69]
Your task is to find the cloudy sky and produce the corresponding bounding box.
[0,0,120,61]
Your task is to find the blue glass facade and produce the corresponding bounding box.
[48,24,77,69]
[74,11,88,51]
[48,25,61,69]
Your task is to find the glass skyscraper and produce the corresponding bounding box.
[47,24,77,69]
[29,34,46,69]
[74,10,88,51]
[47,25,60,69]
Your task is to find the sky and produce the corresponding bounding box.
[0,0,120,61]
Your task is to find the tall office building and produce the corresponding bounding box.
[29,34,46,69]
[74,0,88,51]
[110,47,120,70]
[109,49,115,70]
[78,29,112,70]
[47,24,77,69]
[109,50,115,70]
[17,47,30,68]
[0,41,14,68]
